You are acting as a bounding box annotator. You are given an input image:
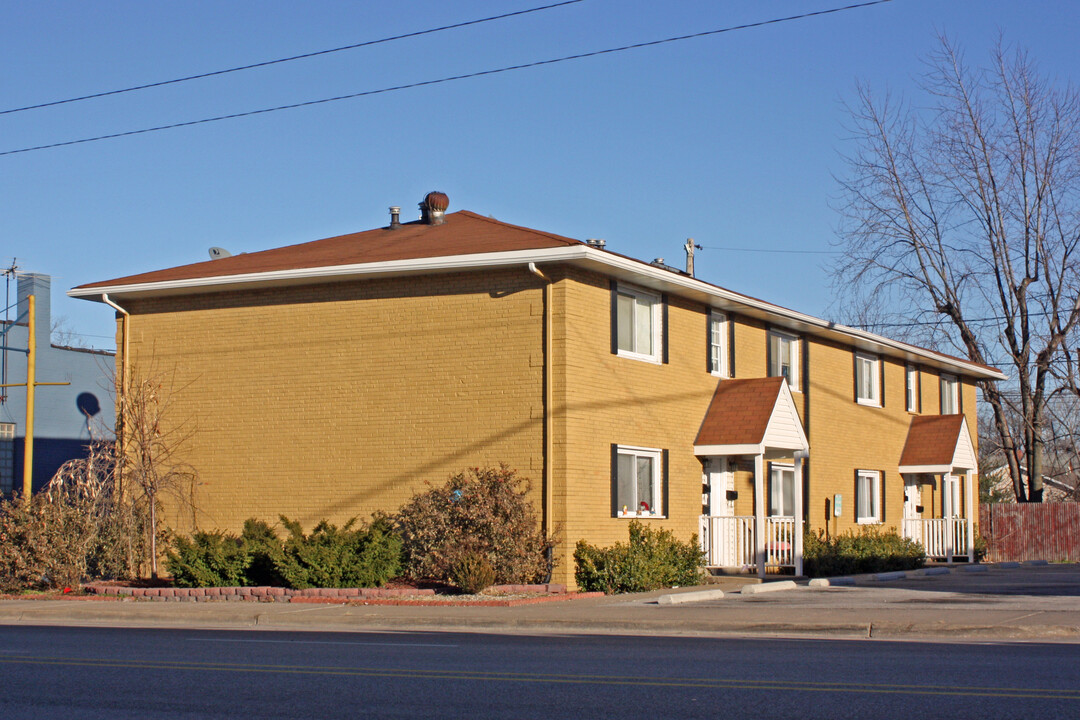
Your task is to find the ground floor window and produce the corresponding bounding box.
[769,463,795,517]
[613,445,665,518]
[0,423,14,494]
[856,469,882,524]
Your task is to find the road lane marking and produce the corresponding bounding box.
[188,638,457,648]
[0,654,1077,700]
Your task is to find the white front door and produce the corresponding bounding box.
[707,457,734,517]
[903,478,922,543]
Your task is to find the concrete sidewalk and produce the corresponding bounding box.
[1,564,1078,642]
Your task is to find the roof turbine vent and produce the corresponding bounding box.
[420,191,449,225]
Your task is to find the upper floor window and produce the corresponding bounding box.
[855,352,881,406]
[768,331,800,391]
[906,364,920,413]
[615,284,662,363]
[613,445,666,518]
[709,310,730,377]
[940,373,960,414]
[856,469,882,524]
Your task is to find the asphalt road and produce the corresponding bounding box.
[1,625,1078,719]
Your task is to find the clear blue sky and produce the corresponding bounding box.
[2,0,1076,350]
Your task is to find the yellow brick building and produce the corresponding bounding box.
[72,194,1002,585]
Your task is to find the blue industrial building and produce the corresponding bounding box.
[1,273,115,495]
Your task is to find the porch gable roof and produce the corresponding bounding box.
[898,414,977,473]
[693,377,808,455]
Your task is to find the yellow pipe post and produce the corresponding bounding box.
[22,294,35,500]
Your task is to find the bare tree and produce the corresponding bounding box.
[833,36,1080,502]
[115,364,199,576]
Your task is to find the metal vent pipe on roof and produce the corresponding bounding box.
[420,191,449,225]
[389,206,401,229]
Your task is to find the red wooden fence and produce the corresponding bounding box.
[979,503,1080,563]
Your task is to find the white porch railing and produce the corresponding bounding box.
[902,517,969,560]
[699,515,795,568]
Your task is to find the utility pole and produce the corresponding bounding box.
[684,238,702,277]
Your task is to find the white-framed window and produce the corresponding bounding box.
[0,422,14,495]
[855,352,881,406]
[940,373,960,414]
[856,470,882,524]
[709,310,730,377]
[616,284,662,363]
[769,463,795,517]
[614,445,664,518]
[906,364,920,413]
[768,331,800,391]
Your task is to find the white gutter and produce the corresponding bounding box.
[70,245,1006,381]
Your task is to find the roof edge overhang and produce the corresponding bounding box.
[70,244,1005,380]
[898,464,956,474]
[693,443,764,456]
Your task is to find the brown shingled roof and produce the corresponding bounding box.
[75,210,582,290]
[695,377,786,446]
[899,415,966,467]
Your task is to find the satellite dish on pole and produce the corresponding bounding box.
[208,247,232,260]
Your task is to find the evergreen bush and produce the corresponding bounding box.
[273,515,402,589]
[165,515,402,589]
[574,521,704,594]
[166,530,250,588]
[803,527,925,577]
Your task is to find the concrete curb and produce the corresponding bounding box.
[874,571,907,582]
[961,565,989,573]
[657,589,725,605]
[919,567,950,576]
[808,577,854,588]
[740,580,798,595]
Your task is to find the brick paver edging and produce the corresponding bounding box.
[296,591,605,607]
[81,582,571,604]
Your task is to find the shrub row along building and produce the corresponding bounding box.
[71,193,1003,584]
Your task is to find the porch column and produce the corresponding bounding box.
[754,453,766,579]
[944,473,953,563]
[965,469,975,563]
[794,451,806,577]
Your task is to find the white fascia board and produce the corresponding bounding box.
[68,241,1004,380]
[898,465,952,474]
[694,444,763,456]
[67,245,591,301]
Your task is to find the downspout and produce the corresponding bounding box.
[102,293,129,491]
[527,263,553,542]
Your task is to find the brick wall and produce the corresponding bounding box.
[122,269,545,537]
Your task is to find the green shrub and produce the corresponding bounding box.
[165,515,401,589]
[394,465,556,584]
[272,515,402,589]
[240,518,286,586]
[574,521,704,594]
[803,527,925,577]
[973,524,988,562]
[166,531,251,588]
[450,550,497,594]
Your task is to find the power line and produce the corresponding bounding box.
[0,1,585,116]
[851,310,1069,330]
[0,0,893,158]
[698,244,839,255]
